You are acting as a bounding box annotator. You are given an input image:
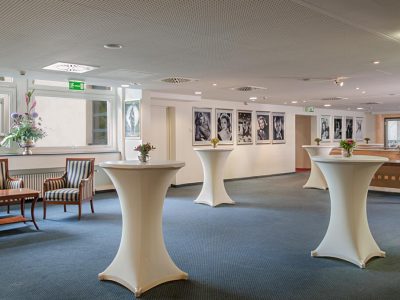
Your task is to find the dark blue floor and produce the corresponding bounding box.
[1,172,400,299]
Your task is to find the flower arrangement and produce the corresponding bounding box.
[340,139,356,157]
[364,137,370,144]
[211,137,219,148]
[0,90,46,151]
[314,137,322,146]
[134,142,156,162]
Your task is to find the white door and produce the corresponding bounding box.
[149,105,168,160]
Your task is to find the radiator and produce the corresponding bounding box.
[16,172,64,197]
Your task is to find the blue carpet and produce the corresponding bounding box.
[1,172,400,299]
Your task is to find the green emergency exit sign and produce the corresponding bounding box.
[69,80,85,91]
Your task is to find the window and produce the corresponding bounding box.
[34,96,110,148]
[384,118,400,148]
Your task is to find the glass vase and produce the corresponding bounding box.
[342,148,353,158]
[138,154,150,163]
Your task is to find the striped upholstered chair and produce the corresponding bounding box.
[43,158,95,220]
[0,158,24,214]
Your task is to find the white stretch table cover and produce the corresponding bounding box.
[194,148,235,207]
[98,160,187,297]
[302,145,334,190]
[311,155,388,268]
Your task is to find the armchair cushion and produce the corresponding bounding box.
[45,188,79,202]
[6,178,23,189]
[45,178,66,191]
[66,160,92,188]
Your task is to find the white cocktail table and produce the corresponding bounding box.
[302,145,334,190]
[194,148,235,207]
[98,160,187,297]
[311,155,388,268]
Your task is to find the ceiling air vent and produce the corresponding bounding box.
[320,97,345,101]
[362,102,381,105]
[235,86,267,92]
[161,77,195,84]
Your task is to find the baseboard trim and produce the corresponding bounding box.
[171,172,296,188]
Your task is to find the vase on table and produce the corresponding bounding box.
[342,148,353,158]
[19,140,35,155]
[138,154,150,163]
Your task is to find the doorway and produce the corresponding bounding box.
[295,115,313,171]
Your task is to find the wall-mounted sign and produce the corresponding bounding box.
[69,80,85,91]
[305,106,315,113]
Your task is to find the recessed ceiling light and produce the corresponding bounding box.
[195,91,202,95]
[303,100,307,103]
[104,44,123,49]
[212,83,217,86]
[284,102,287,104]
[291,101,298,104]
[357,107,364,110]
[249,97,257,100]
[356,87,360,90]
[324,104,331,107]
[121,84,129,88]
[372,60,380,64]
[362,91,366,94]
[342,97,349,100]
[130,82,142,86]
[43,62,98,73]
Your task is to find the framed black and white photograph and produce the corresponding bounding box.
[193,107,212,145]
[255,111,270,144]
[272,112,285,143]
[320,115,331,141]
[215,109,233,144]
[237,110,253,144]
[125,100,141,138]
[333,116,343,140]
[355,117,364,141]
[345,117,354,139]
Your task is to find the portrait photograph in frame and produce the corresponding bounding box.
[345,117,354,139]
[355,117,364,141]
[125,100,141,138]
[333,116,343,141]
[255,111,270,144]
[193,107,212,145]
[215,108,233,144]
[272,112,285,144]
[237,110,253,144]
[320,115,331,142]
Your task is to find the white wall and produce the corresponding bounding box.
[142,96,366,185]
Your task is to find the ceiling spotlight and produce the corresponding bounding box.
[324,104,331,107]
[356,87,360,90]
[249,97,257,101]
[121,84,129,88]
[357,107,364,110]
[212,83,217,86]
[334,79,344,87]
[283,102,288,104]
[372,60,380,64]
[195,91,202,95]
[104,44,123,49]
[303,100,307,103]
[291,101,298,104]
[362,91,366,94]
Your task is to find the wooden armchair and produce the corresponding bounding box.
[0,158,24,214]
[43,158,95,220]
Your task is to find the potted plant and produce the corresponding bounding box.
[0,90,46,155]
[211,137,220,148]
[340,139,356,157]
[314,137,322,146]
[134,142,156,162]
[364,137,370,144]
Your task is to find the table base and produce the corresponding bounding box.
[311,249,385,268]
[194,191,235,207]
[303,161,328,190]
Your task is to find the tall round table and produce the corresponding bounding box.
[194,148,235,207]
[98,160,187,297]
[302,145,334,190]
[311,155,388,268]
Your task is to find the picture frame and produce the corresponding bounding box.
[355,117,364,141]
[124,100,141,138]
[237,110,253,144]
[255,111,271,144]
[215,108,233,144]
[272,112,285,144]
[333,116,343,141]
[320,115,331,142]
[193,107,212,145]
[345,117,354,139]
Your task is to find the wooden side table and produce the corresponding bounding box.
[0,188,40,230]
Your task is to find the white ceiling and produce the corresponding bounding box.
[1,0,400,112]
